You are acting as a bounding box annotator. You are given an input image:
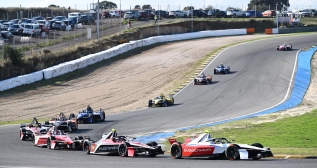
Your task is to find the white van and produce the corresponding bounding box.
[68,12,82,18]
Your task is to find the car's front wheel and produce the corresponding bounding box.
[171,143,182,159]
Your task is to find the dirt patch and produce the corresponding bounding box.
[0,35,277,122]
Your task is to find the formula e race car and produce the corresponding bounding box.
[82,129,164,157]
[47,113,78,132]
[76,107,106,123]
[276,43,292,51]
[148,94,174,107]
[20,118,50,141]
[32,122,86,150]
[214,64,230,74]
[194,73,212,85]
[168,133,273,160]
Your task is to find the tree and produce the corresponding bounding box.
[142,4,152,10]
[205,5,214,10]
[247,0,290,11]
[134,5,141,9]
[99,1,117,9]
[183,6,194,11]
[48,4,57,8]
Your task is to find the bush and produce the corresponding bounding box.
[3,45,23,65]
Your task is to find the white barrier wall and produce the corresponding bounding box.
[0,71,43,91]
[272,28,279,34]
[0,29,247,91]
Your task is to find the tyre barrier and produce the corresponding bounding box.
[265,28,278,34]
[20,37,31,43]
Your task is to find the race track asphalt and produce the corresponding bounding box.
[1,34,317,168]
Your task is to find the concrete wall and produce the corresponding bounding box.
[278,27,317,34]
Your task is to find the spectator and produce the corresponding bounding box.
[125,19,131,29]
[154,14,158,24]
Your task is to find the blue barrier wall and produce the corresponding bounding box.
[135,46,317,143]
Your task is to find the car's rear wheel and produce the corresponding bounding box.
[83,142,90,154]
[171,143,182,159]
[225,144,240,160]
[47,138,51,149]
[118,143,129,157]
[31,135,35,145]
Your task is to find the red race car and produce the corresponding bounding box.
[83,129,164,157]
[276,42,292,51]
[20,118,50,141]
[32,123,85,150]
[194,73,212,85]
[168,132,273,160]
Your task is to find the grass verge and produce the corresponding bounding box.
[164,109,317,156]
[0,118,49,126]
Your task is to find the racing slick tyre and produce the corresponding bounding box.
[31,135,35,145]
[163,100,168,107]
[170,143,182,159]
[20,128,26,140]
[75,136,84,140]
[47,137,56,150]
[148,100,153,107]
[83,142,90,154]
[225,144,240,160]
[214,69,217,74]
[118,143,130,157]
[102,112,106,121]
[251,143,264,160]
[194,79,197,85]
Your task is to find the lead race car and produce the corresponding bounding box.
[82,129,164,157]
[194,73,212,85]
[76,105,106,123]
[276,42,292,51]
[148,93,174,107]
[169,132,273,160]
[214,63,230,74]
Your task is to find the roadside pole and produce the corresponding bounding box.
[97,0,100,43]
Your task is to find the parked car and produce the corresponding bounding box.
[1,31,13,40]
[152,10,169,18]
[0,22,13,31]
[9,19,19,24]
[123,10,140,20]
[20,19,37,26]
[187,10,207,17]
[262,10,276,17]
[22,23,41,36]
[8,24,23,35]
[109,10,121,17]
[103,11,110,18]
[67,16,78,26]
[245,10,262,17]
[45,17,53,21]
[169,10,188,17]
[50,16,68,28]
[207,9,227,17]
[32,16,45,20]
[227,9,246,17]
[51,21,66,30]
[18,18,28,24]
[139,10,154,19]
[299,9,311,17]
[77,15,95,25]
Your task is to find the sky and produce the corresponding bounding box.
[1,0,316,11]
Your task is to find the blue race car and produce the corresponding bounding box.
[77,106,106,123]
[214,64,230,74]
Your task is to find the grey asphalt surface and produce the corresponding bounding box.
[1,34,317,167]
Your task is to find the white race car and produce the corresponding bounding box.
[169,133,273,160]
